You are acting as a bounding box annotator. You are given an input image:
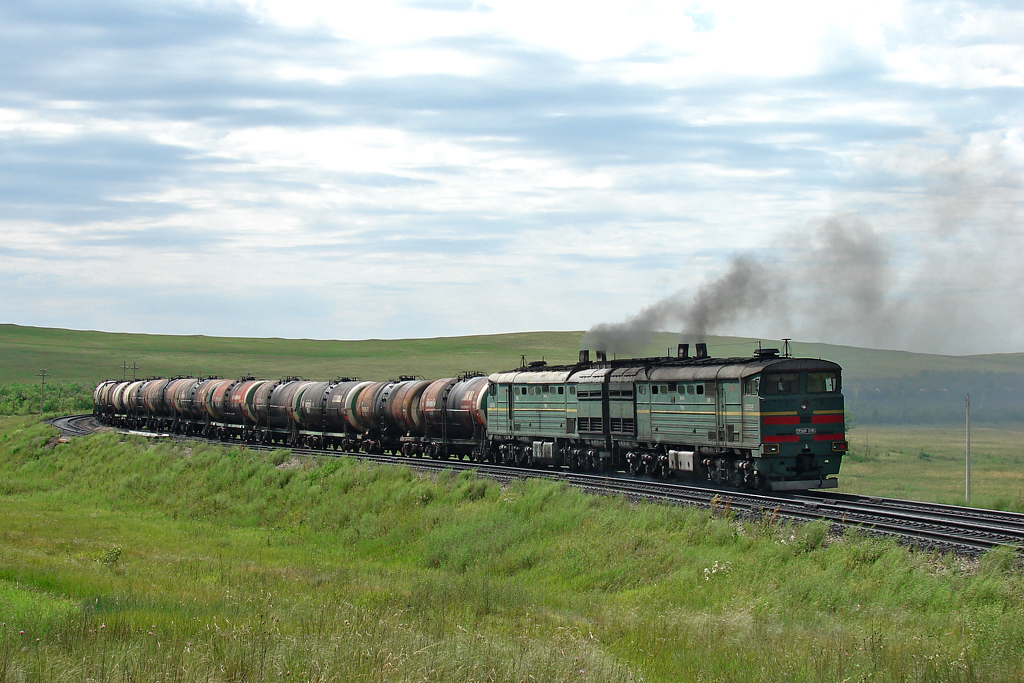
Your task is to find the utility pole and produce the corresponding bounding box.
[36,369,49,415]
[121,361,139,381]
[965,393,971,505]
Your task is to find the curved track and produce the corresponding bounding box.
[49,415,1024,555]
[50,414,103,437]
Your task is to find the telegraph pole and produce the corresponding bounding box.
[965,393,971,505]
[121,361,139,381]
[36,369,49,415]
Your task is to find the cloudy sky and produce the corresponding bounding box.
[2,0,1022,354]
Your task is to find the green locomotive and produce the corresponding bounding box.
[486,343,846,490]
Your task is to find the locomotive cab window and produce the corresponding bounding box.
[763,373,799,395]
[696,385,704,395]
[807,371,839,393]
[744,378,760,395]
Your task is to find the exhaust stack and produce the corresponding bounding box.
[596,350,607,362]
[695,343,709,359]
[579,350,590,363]
[677,343,690,359]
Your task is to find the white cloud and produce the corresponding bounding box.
[0,0,1021,352]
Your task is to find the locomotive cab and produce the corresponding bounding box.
[750,359,846,490]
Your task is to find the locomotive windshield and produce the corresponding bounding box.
[761,371,840,395]
[762,373,799,394]
[807,371,839,393]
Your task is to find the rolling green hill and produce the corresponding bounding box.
[4,323,1022,385]
[2,324,1022,423]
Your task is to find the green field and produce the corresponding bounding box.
[2,327,1023,679]
[3,323,1022,386]
[0,324,586,385]
[843,424,1024,510]
[2,416,1023,682]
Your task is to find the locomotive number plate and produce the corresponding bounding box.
[795,427,816,435]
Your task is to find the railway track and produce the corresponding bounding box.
[48,414,1024,555]
[49,414,103,437]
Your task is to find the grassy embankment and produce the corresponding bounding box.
[2,416,1024,682]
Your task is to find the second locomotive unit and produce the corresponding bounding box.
[93,342,846,491]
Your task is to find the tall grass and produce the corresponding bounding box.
[1,415,1023,682]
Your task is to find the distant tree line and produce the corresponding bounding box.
[845,371,1024,425]
[0,383,93,416]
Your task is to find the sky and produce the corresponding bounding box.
[1,0,1022,355]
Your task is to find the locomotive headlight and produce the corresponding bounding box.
[761,443,780,455]
[832,441,848,453]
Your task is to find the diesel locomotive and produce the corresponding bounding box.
[93,342,846,490]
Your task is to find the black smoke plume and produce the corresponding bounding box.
[584,136,1023,357]
[582,215,890,354]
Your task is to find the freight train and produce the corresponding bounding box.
[93,342,846,490]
